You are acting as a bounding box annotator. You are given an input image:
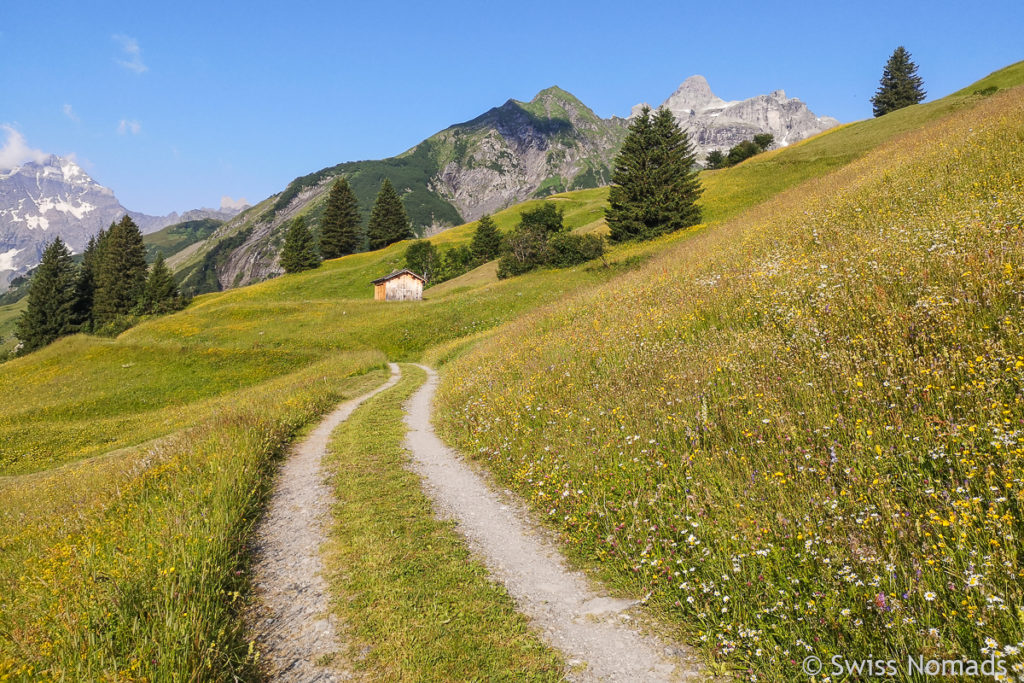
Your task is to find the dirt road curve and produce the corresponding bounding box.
[404,364,701,682]
[246,363,400,682]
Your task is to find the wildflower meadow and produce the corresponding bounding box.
[438,87,1024,681]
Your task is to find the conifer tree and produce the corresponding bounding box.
[871,46,926,117]
[607,106,702,243]
[367,179,412,250]
[319,177,362,259]
[93,216,147,325]
[73,231,102,328]
[705,150,726,169]
[470,214,502,263]
[279,216,321,273]
[142,253,180,313]
[15,237,79,353]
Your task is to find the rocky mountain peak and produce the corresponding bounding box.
[662,75,728,114]
[0,154,243,289]
[628,75,838,159]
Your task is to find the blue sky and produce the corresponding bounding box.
[1,0,1021,215]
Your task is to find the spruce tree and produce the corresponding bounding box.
[73,231,102,328]
[871,46,926,117]
[15,237,79,353]
[607,106,702,243]
[93,216,147,325]
[320,177,362,259]
[470,214,502,263]
[142,253,180,313]
[367,179,412,250]
[279,216,321,273]
[705,150,726,169]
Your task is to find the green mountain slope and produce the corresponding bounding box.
[2,62,1022,680]
[143,218,224,262]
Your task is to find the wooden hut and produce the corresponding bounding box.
[371,269,425,301]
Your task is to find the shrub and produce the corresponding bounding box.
[546,233,605,268]
[404,240,440,283]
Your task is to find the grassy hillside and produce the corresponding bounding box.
[3,62,1023,679]
[0,298,25,354]
[143,217,224,262]
[437,82,1024,680]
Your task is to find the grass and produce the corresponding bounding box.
[3,61,1023,680]
[436,85,1024,681]
[0,297,25,354]
[143,218,224,262]
[323,364,563,680]
[0,353,387,680]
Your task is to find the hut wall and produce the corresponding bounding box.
[385,273,423,301]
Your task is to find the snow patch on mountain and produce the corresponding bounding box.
[0,248,22,272]
[0,152,243,290]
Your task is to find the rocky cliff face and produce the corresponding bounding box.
[0,155,242,289]
[429,87,626,221]
[639,75,839,157]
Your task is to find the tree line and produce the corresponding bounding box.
[403,204,607,286]
[402,98,708,285]
[704,133,774,170]
[14,216,184,355]
[279,177,414,274]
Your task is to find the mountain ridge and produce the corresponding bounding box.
[0,155,244,289]
[176,77,836,294]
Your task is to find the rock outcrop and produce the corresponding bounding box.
[636,75,839,158]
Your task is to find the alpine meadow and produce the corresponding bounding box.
[2,29,1024,683]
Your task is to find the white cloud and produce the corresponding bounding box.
[112,34,147,74]
[62,103,79,122]
[0,125,48,171]
[220,195,250,211]
[118,119,141,135]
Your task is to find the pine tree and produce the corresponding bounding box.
[367,179,412,250]
[607,106,702,243]
[871,46,926,117]
[73,231,103,328]
[279,216,321,273]
[705,150,726,169]
[15,237,79,353]
[93,216,148,325]
[320,177,362,259]
[470,214,502,263]
[142,253,180,313]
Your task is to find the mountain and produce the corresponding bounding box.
[0,155,243,290]
[636,75,839,156]
[172,79,839,293]
[171,87,629,293]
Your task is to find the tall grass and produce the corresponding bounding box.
[0,353,386,679]
[437,88,1024,681]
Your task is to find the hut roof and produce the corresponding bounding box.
[370,268,426,285]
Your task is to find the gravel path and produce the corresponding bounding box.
[404,364,703,682]
[246,364,400,682]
